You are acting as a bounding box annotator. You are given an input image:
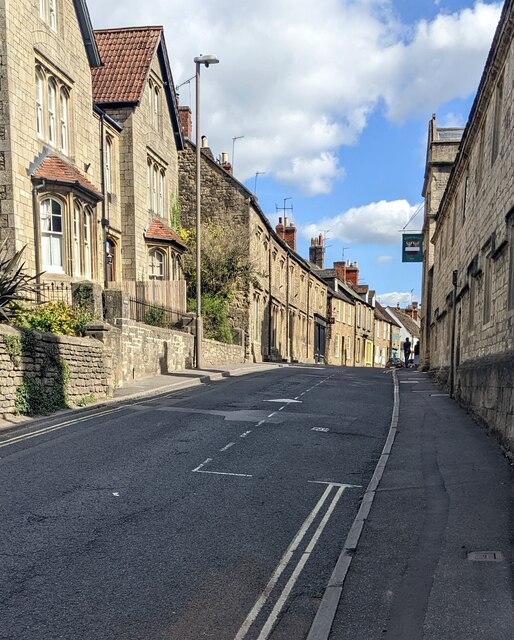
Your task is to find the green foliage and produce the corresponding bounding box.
[72,284,95,311]
[76,394,96,407]
[144,305,167,327]
[15,358,69,416]
[170,195,182,232]
[188,293,233,344]
[10,302,93,336]
[0,241,39,322]
[2,334,22,366]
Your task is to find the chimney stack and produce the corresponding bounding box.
[178,106,192,139]
[219,151,233,175]
[309,235,324,269]
[276,217,297,251]
[334,260,359,286]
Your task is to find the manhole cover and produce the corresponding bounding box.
[467,551,504,562]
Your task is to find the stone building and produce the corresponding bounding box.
[374,301,396,367]
[178,137,329,363]
[424,0,514,450]
[0,0,105,283]
[92,26,186,285]
[420,116,463,367]
[385,305,420,363]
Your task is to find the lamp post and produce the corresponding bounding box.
[194,54,219,369]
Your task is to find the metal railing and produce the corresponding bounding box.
[128,297,194,333]
[24,281,73,306]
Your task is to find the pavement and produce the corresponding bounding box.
[0,361,286,433]
[309,367,514,640]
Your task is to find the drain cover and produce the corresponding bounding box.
[467,551,504,562]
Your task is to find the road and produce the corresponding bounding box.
[0,365,394,640]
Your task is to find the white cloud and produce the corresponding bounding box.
[301,199,421,245]
[376,291,413,306]
[375,255,394,264]
[440,112,467,128]
[86,0,502,194]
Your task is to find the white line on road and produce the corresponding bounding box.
[192,458,212,473]
[240,430,252,438]
[256,420,265,426]
[234,484,337,640]
[256,486,347,640]
[267,413,276,418]
[195,469,253,478]
[219,442,236,452]
[308,481,361,488]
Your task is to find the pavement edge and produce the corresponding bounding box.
[306,369,400,640]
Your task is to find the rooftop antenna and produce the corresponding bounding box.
[254,171,266,195]
[276,197,293,221]
[232,136,245,174]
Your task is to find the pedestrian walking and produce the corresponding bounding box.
[403,337,411,368]
[413,340,420,369]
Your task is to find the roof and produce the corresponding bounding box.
[73,0,102,67]
[387,307,420,338]
[375,301,399,326]
[145,218,186,249]
[32,153,102,200]
[92,27,162,104]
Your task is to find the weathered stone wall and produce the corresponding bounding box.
[202,338,245,367]
[455,352,514,453]
[0,324,111,418]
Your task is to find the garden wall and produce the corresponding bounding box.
[0,325,111,418]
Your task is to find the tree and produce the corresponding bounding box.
[180,222,255,343]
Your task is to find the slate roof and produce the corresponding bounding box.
[32,153,102,199]
[375,301,399,326]
[387,307,420,338]
[145,218,186,248]
[92,27,162,104]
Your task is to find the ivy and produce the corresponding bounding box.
[2,334,22,366]
[15,356,70,416]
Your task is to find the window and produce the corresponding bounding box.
[60,88,68,154]
[346,303,352,325]
[476,124,485,187]
[83,209,92,279]
[48,78,56,145]
[334,335,340,358]
[468,277,475,330]
[40,198,63,272]
[152,165,158,213]
[73,203,81,277]
[39,0,57,30]
[105,138,112,195]
[36,64,70,152]
[346,338,351,361]
[462,175,468,223]
[39,0,45,19]
[491,74,503,165]
[159,170,165,215]
[147,160,152,209]
[147,156,166,214]
[149,249,165,280]
[483,252,492,324]
[154,87,160,129]
[36,68,44,139]
[254,296,260,341]
[508,219,514,310]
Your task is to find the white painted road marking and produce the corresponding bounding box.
[192,458,212,473]
[312,427,330,433]
[265,399,303,404]
[234,483,352,640]
[195,469,253,478]
[219,442,236,452]
[240,431,252,438]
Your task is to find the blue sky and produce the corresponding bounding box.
[87,0,503,306]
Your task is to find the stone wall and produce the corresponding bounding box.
[0,324,111,418]
[202,338,245,367]
[455,353,514,454]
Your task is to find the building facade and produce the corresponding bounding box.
[424,0,514,451]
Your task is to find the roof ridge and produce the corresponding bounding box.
[94,26,163,34]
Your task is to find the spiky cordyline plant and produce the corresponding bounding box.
[0,240,39,321]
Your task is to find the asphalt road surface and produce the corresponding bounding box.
[0,365,394,640]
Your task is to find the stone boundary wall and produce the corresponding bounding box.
[202,338,245,367]
[0,325,111,418]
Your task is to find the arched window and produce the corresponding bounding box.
[152,164,158,213]
[35,68,44,139]
[60,88,69,154]
[40,197,63,272]
[83,208,92,279]
[105,137,112,194]
[159,169,165,215]
[147,159,152,210]
[39,0,46,19]
[73,202,82,276]
[154,87,160,129]
[149,249,165,280]
[47,78,57,146]
[148,80,153,120]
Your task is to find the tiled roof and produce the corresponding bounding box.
[145,218,185,248]
[32,154,102,198]
[388,307,420,338]
[375,301,399,326]
[92,27,162,104]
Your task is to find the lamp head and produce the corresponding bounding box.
[194,54,220,68]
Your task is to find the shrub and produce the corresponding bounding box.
[0,241,38,321]
[201,294,233,344]
[10,302,93,336]
[144,305,167,327]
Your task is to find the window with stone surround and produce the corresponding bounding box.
[39,0,57,31]
[147,155,166,215]
[35,63,71,154]
[475,123,485,187]
[149,249,165,280]
[148,78,162,131]
[71,201,94,279]
[483,250,492,324]
[105,137,113,195]
[41,197,64,272]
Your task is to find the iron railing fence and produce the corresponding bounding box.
[128,297,194,333]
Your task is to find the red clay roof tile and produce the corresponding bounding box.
[145,218,185,247]
[32,154,102,198]
[92,27,162,104]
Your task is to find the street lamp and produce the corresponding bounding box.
[194,54,219,369]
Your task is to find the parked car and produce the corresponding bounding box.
[386,356,403,368]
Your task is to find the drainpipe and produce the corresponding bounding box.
[449,269,458,398]
[99,114,108,289]
[32,180,46,303]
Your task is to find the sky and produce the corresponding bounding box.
[87,0,503,307]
